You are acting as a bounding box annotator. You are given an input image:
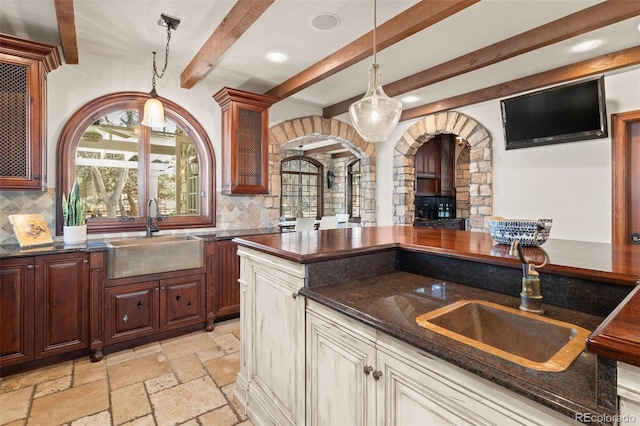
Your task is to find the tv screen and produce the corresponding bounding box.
[501,76,607,150]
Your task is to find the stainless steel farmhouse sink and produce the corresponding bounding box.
[416,300,590,372]
[106,235,204,279]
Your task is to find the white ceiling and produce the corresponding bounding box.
[1,1,639,137]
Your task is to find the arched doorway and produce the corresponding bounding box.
[268,116,377,226]
[393,111,493,232]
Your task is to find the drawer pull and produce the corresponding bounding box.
[137,301,143,309]
[123,314,129,323]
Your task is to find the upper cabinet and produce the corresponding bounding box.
[415,134,456,197]
[213,87,277,195]
[0,34,61,191]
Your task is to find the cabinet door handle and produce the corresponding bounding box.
[372,370,383,380]
[363,366,373,375]
[292,292,298,299]
[27,264,34,269]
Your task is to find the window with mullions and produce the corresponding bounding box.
[57,92,215,235]
[347,159,361,221]
[280,156,323,220]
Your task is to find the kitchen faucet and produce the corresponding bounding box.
[146,198,163,237]
[509,227,549,314]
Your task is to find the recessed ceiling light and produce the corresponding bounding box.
[402,95,419,104]
[266,52,287,63]
[571,40,602,53]
[311,13,341,31]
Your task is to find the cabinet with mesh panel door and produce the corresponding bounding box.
[0,34,61,190]
[213,87,277,195]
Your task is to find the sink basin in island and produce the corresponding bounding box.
[416,300,590,372]
[106,235,204,279]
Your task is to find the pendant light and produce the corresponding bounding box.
[348,0,402,143]
[141,14,180,128]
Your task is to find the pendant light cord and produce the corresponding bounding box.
[372,0,377,65]
[150,26,172,93]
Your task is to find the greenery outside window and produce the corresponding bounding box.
[347,159,361,221]
[280,155,323,220]
[56,92,215,235]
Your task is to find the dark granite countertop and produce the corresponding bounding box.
[299,271,614,423]
[0,227,280,259]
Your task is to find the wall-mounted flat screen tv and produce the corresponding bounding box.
[501,76,607,150]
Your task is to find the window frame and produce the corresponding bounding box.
[280,155,324,220]
[346,158,361,222]
[56,92,216,235]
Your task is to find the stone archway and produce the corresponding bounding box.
[268,116,377,226]
[393,111,493,232]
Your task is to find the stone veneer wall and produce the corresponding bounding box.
[393,111,493,232]
[268,116,376,226]
[455,148,471,220]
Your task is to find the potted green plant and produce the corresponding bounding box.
[62,179,88,245]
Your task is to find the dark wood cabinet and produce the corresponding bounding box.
[0,34,61,190]
[415,135,456,196]
[104,272,206,345]
[213,87,277,195]
[0,257,34,367]
[34,253,90,358]
[161,274,206,331]
[1,253,89,370]
[105,280,159,345]
[205,239,241,330]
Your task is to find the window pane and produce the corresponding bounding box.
[76,110,140,218]
[153,119,200,216]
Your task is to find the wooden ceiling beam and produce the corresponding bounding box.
[264,0,479,101]
[53,0,79,64]
[180,0,275,89]
[331,151,354,159]
[305,143,345,155]
[400,46,640,122]
[324,0,640,117]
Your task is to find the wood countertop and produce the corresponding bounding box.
[234,226,640,367]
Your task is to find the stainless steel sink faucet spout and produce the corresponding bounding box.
[146,198,162,237]
[509,228,550,314]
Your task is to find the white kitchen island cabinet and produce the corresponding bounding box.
[307,301,573,426]
[235,246,306,426]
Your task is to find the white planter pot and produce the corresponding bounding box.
[63,225,87,246]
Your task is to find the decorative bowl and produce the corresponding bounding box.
[488,218,553,246]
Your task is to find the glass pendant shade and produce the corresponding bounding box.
[141,94,165,128]
[349,63,402,143]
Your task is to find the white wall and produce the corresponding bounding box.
[46,53,321,193]
[375,67,640,243]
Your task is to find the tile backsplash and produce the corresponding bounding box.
[0,190,279,245]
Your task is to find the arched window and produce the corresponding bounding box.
[346,158,361,221]
[280,155,323,220]
[56,92,215,235]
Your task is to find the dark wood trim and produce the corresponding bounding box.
[400,46,640,122]
[53,0,79,64]
[331,151,354,159]
[323,0,640,118]
[180,0,275,89]
[56,91,216,235]
[611,110,640,245]
[265,0,478,101]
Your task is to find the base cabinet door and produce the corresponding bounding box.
[34,253,89,358]
[306,309,377,426]
[160,274,206,331]
[214,240,240,318]
[105,280,159,345]
[0,257,35,367]
[236,247,306,426]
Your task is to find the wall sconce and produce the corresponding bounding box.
[141,13,180,128]
[327,169,335,189]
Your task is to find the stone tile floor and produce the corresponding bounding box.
[0,318,253,426]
